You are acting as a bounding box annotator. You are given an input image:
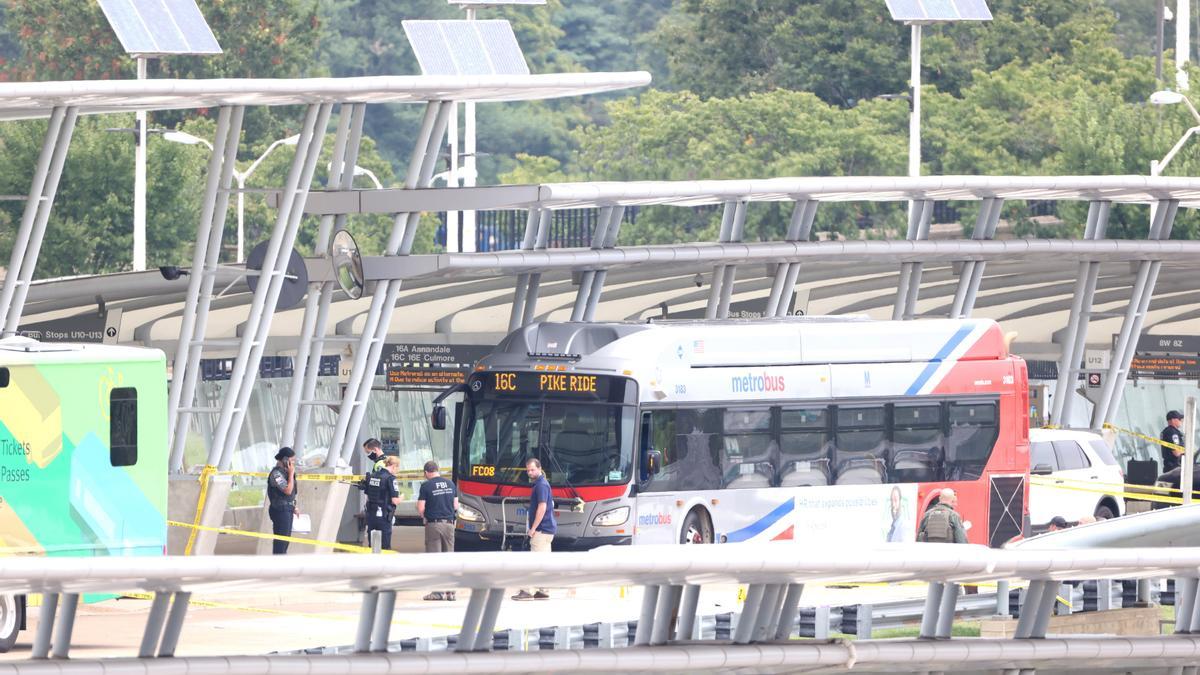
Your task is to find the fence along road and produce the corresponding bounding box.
[6,542,1200,671]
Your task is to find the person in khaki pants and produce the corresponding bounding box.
[512,458,557,601]
[417,460,459,601]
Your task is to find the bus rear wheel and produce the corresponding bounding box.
[0,594,20,653]
[680,509,713,545]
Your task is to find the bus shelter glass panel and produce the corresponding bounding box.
[834,406,886,484]
[946,402,998,480]
[891,403,942,483]
[779,407,830,487]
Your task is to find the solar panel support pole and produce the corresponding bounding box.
[134,56,148,272]
[766,200,817,318]
[157,592,191,657]
[919,581,945,639]
[774,583,804,640]
[1094,199,1178,427]
[331,101,452,465]
[284,102,365,454]
[168,106,244,470]
[31,592,57,659]
[0,106,76,336]
[675,584,701,641]
[909,24,922,180]
[1051,200,1109,427]
[634,584,659,646]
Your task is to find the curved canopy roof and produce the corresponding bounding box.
[0,72,651,120]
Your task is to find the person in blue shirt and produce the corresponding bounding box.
[512,458,556,600]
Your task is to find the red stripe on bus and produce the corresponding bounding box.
[457,479,627,502]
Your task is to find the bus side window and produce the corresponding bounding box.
[833,406,887,485]
[110,387,138,467]
[946,402,998,481]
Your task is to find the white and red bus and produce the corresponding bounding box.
[433,317,1030,550]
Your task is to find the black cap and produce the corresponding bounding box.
[1168,410,1184,421]
[274,446,295,461]
[1049,516,1070,529]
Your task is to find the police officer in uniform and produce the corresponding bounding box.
[1161,410,1185,473]
[364,455,400,551]
[362,438,385,471]
[418,460,459,601]
[266,447,297,555]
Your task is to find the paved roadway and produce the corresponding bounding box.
[0,527,927,661]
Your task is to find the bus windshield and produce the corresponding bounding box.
[456,372,637,487]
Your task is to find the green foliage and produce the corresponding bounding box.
[657,0,1127,105]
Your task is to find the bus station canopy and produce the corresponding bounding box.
[0,72,651,120]
[297,175,1200,214]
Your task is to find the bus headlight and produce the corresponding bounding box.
[457,504,485,522]
[592,506,630,527]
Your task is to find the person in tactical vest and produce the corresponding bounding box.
[1161,410,1185,473]
[364,455,401,551]
[917,488,967,544]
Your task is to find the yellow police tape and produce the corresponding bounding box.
[169,519,397,555]
[181,463,445,555]
[1102,422,1184,454]
[1028,474,1194,505]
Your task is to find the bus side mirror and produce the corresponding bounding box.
[646,449,662,476]
[1031,463,1053,475]
[431,405,447,430]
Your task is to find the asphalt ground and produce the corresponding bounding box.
[0,526,930,661]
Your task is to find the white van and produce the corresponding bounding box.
[1029,428,1125,523]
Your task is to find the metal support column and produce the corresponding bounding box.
[49,593,78,659]
[1029,582,1061,638]
[705,201,746,319]
[1050,201,1110,426]
[355,592,379,653]
[166,106,245,470]
[158,592,192,657]
[456,588,489,653]
[650,584,681,646]
[774,583,805,640]
[893,199,933,320]
[634,584,660,646]
[0,106,79,335]
[935,582,959,638]
[329,101,453,465]
[733,583,766,644]
[919,582,946,639]
[472,588,505,651]
[573,206,625,322]
[1189,579,1200,634]
[949,197,1004,318]
[675,584,701,641]
[1094,199,1179,426]
[215,102,334,469]
[370,590,396,652]
[1013,581,1047,639]
[1176,578,1198,633]
[139,592,171,658]
[284,102,366,453]
[754,584,784,642]
[765,200,818,317]
[31,592,57,659]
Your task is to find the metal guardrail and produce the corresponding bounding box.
[292,579,1151,655]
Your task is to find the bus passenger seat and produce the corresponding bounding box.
[724,462,773,489]
[834,457,885,485]
[778,458,829,487]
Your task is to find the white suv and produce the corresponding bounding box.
[1029,428,1125,524]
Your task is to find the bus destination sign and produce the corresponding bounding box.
[484,370,612,399]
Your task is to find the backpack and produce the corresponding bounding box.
[919,506,954,543]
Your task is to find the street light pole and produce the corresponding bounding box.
[134,56,148,271]
[1149,90,1200,178]
[909,24,922,179]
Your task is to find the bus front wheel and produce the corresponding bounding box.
[0,594,21,653]
[680,509,713,545]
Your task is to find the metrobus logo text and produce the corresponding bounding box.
[638,513,671,526]
[731,372,785,393]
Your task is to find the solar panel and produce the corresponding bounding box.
[98,0,222,56]
[402,20,530,76]
[884,0,992,21]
